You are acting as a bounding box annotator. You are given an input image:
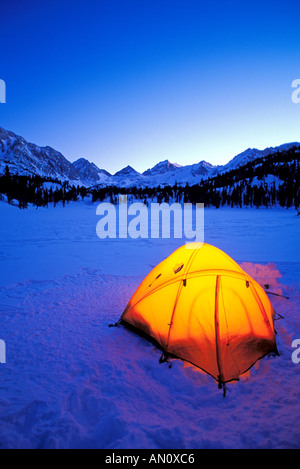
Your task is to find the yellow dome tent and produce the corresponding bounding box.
[121,243,278,387]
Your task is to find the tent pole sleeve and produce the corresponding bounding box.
[215,275,224,384]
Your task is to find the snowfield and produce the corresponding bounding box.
[0,200,299,449]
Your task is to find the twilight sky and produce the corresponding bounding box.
[0,0,299,174]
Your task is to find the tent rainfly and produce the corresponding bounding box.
[120,243,278,389]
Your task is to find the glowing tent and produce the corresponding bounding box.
[121,243,278,386]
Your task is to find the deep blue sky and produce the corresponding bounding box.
[0,0,299,174]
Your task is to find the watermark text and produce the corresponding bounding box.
[96,195,204,244]
[291,79,300,104]
[0,340,6,364]
[291,339,300,364]
[0,79,6,103]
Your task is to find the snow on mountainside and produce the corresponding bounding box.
[219,143,300,173]
[109,142,300,188]
[72,158,113,186]
[114,165,140,177]
[134,160,215,188]
[143,159,182,176]
[0,127,299,188]
[113,165,145,187]
[0,127,82,185]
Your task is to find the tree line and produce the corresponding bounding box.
[0,145,299,210]
[0,166,87,209]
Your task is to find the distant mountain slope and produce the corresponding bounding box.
[111,143,299,188]
[72,158,113,186]
[112,165,145,187]
[0,127,299,188]
[143,160,182,176]
[219,143,300,173]
[0,128,81,185]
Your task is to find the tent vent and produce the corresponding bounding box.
[173,263,184,274]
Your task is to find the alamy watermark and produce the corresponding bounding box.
[291,339,300,364]
[291,79,300,104]
[0,340,6,364]
[96,195,204,244]
[0,79,6,103]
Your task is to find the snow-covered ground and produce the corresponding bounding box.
[0,200,299,449]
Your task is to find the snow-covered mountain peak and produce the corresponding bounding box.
[143,159,182,176]
[72,158,112,186]
[114,165,141,177]
[197,160,215,169]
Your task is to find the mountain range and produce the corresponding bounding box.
[0,127,299,188]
